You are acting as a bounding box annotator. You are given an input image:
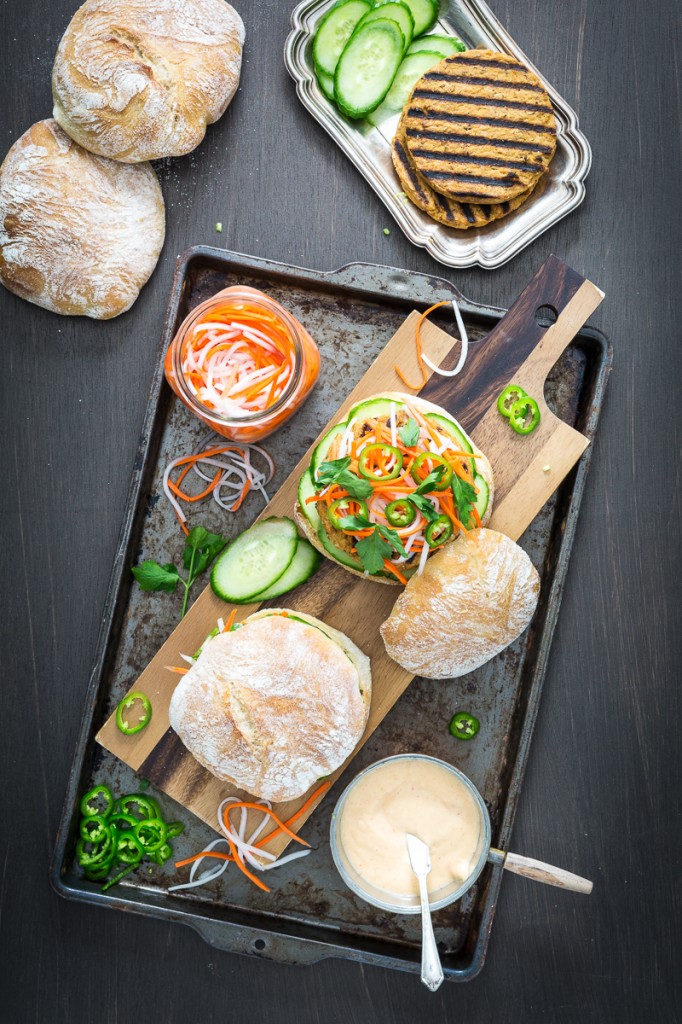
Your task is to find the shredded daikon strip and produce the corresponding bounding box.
[417,539,430,576]
[167,838,230,892]
[423,298,469,377]
[389,403,397,447]
[179,653,195,666]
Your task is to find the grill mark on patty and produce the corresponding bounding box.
[423,71,546,93]
[411,89,552,114]
[408,147,543,172]
[431,189,457,223]
[421,167,521,188]
[407,107,556,134]
[406,127,555,154]
[393,137,429,202]
[445,54,527,71]
[500,201,510,213]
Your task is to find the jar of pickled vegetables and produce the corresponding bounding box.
[164,286,321,443]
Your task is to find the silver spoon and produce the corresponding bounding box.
[406,833,444,992]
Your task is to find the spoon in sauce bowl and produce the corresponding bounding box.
[406,833,444,992]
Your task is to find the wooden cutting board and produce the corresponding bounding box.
[97,255,603,857]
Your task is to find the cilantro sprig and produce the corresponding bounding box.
[452,474,478,529]
[315,457,373,500]
[399,418,420,447]
[132,525,228,619]
[337,515,408,575]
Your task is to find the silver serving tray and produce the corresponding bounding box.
[285,0,591,269]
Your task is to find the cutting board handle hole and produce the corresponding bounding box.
[253,938,267,951]
[534,304,558,327]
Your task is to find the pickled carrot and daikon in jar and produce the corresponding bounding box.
[164,286,320,443]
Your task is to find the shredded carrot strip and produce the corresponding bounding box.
[223,609,237,632]
[224,826,271,893]
[394,300,451,390]
[255,781,332,849]
[471,505,482,528]
[166,665,189,675]
[226,802,310,847]
[175,851,233,869]
[383,559,408,584]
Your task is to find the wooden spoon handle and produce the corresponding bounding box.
[496,850,593,894]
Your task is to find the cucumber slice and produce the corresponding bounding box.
[316,522,364,571]
[356,2,414,49]
[311,422,347,474]
[346,396,403,422]
[425,412,473,453]
[407,33,466,57]
[297,468,321,530]
[317,69,336,100]
[252,539,321,601]
[473,473,490,521]
[210,517,298,604]
[313,0,371,77]
[335,19,405,118]
[426,411,475,476]
[387,0,438,36]
[366,49,443,125]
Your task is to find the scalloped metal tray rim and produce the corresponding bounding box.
[285,0,591,269]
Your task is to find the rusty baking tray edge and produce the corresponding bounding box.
[50,246,612,979]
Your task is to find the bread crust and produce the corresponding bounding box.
[380,528,540,678]
[52,0,244,162]
[168,609,371,802]
[0,119,164,318]
[294,392,494,585]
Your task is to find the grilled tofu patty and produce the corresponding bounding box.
[392,119,537,229]
[404,49,556,204]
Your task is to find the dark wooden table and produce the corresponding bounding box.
[1,1,680,1020]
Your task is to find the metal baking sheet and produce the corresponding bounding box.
[285,0,591,269]
[51,247,611,981]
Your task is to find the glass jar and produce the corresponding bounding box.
[164,285,320,443]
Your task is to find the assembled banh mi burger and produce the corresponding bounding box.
[168,609,371,802]
[295,393,494,584]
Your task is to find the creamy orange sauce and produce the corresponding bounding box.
[338,759,485,899]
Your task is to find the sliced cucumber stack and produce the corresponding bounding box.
[335,19,405,118]
[313,0,371,77]
[211,517,320,605]
[366,49,443,126]
[355,2,415,50]
[407,33,466,57]
[253,539,321,601]
[378,0,438,37]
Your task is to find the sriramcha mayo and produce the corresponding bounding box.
[338,758,485,898]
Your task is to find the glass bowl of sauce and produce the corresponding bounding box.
[330,754,491,913]
[164,285,320,443]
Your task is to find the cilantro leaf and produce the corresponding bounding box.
[131,561,179,592]
[415,464,446,495]
[355,530,394,574]
[376,523,408,558]
[315,458,373,500]
[399,418,420,447]
[337,514,373,532]
[315,457,351,484]
[407,492,440,523]
[452,474,478,529]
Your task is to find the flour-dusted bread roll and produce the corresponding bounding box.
[169,609,372,802]
[52,0,245,162]
[0,120,165,319]
[380,529,540,678]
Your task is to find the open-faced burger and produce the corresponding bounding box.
[295,392,494,584]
